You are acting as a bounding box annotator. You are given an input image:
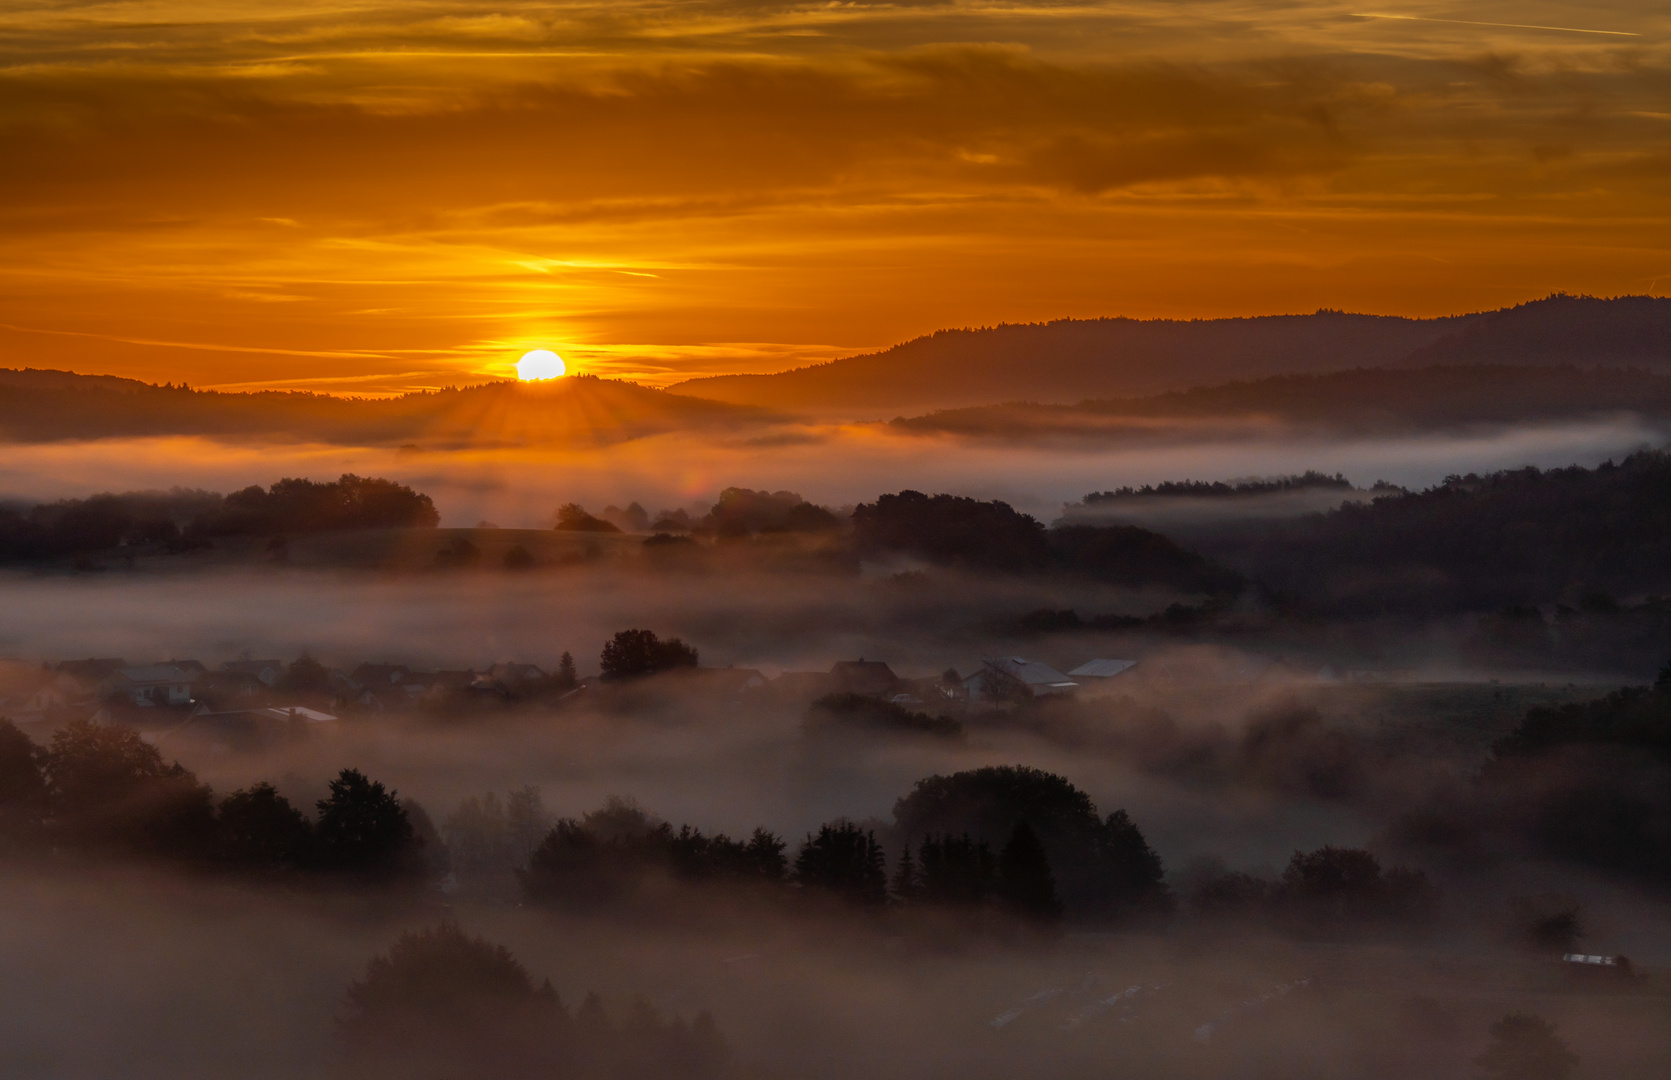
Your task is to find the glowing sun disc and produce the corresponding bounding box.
[517,349,566,380]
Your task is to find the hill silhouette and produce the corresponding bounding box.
[670,296,1671,414]
[0,373,772,446]
[1394,294,1671,370]
[668,311,1466,413]
[891,365,1671,441]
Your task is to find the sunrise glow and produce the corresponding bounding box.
[516,350,566,381]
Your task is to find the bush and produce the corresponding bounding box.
[554,504,621,533]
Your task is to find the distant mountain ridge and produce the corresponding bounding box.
[891,365,1671,442]
[669,295,1671,414]
[0,373,770,446]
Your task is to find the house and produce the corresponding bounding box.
[112,664,199,706]
[829,659,900,697]
[1067,659,1139,681]
[487,662,547,686]
[179,704,337,752]
[963,657,1078,701]
[221,659,285,687]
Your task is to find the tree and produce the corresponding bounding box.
[1098,809,1168,909]
[851,490,1048,570]
[599,629,698,680]
[1278,846,1436,926]
[1475,1014,1577,1080]
[217,782,312,868]
[282,653,331,695]
[339,923,568,1080]
[41,719,215,856]
[555,652,578,691]
[892,765,1167,918]
[0,719,46,841]
[890,844,920,901]
[312,768,423,880]
[503,544,536,570]
[916,834,995,906]
[997,821,1062,924]
[793,822,886,905]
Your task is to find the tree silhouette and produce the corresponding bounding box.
[997,821,1062,924]
[917,834,995,906]
[282,653,331,695]
[339,923,567,1080]
[793,822,886,905]
[41,719,215,855]
[1475,1014,1578,1080]
[599,629,698,680]
[312,768,423,880]
[555,652,578,690]
[218,781,312,868]
[890,843,920,901]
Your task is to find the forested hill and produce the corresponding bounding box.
[0,373,770,446]
[891,365,1671,441]
[670,295,1671,415]
[1395,294,1671,369]
[1194,450,1671,617]
[669,310,1466,413]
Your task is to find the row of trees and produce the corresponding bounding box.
[1185,846,1438,930]
[0,719,427,879]
[850,490,1242,593]
[511,768,1174,928]
[0,474,438,562]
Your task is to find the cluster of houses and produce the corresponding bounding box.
[754,654,1139,708]
[0,655,571,734]
[0,650,1140,748]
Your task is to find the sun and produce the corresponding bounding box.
[516,349,566,381]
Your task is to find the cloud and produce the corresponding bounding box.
[2,2,1670,389]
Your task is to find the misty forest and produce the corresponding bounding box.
[0,297,1667,1079]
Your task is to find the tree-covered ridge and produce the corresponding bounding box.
[891,364,1671,440]
[1210,450,1671,614]
[0,473,437,562]
[0,372,767,446]
[852,490,1241,594]
[1079,472,1353,503]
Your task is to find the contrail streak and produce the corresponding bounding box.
[1353,12,1640,36]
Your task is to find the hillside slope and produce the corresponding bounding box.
[668,311,1472,413]
[891,365,1671,441]
[0,373,772,446]
[1394,294,1671,370]
[671,296,1671,415]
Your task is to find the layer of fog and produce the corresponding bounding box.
[0,417,1660,526]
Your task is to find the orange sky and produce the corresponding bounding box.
[2,1,1668,394]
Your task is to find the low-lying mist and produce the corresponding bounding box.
[0,416,1659,526]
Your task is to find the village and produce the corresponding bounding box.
[0,649,1149,741]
